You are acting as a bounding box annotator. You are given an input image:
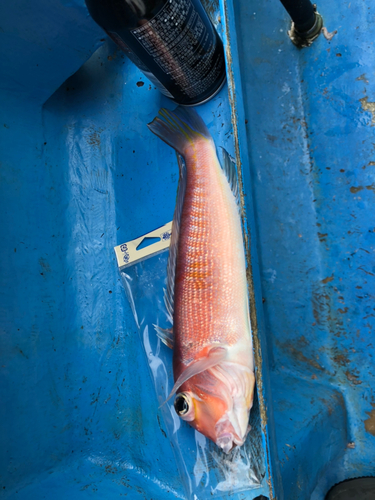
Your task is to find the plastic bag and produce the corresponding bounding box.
[115,224,264,499]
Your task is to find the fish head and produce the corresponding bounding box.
[173,364,255,453]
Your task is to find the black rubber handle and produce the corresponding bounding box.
[279,0,316,33]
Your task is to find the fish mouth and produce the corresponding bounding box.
[216,433,235,454]
[215,409,250,453]
[210,362,254,453]
[216,426,251,453]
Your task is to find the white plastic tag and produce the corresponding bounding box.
[114,221,173,270]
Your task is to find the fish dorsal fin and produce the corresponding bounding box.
[164,347,227,404]
[163,152,186,330]
[220,147,240,207]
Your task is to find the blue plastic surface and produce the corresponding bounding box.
[0,1,269,499]
[221,0,375,498]
[1,0,375,499]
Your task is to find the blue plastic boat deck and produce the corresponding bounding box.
[1,0,374,499]
[223,0,375,497]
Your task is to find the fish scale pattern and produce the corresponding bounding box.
[174,140,248,364]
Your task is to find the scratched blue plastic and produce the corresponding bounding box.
[0,1,268,499]
[221,0,375,499]
[1,0,374,499]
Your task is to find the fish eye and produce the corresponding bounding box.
[174,393,189,416]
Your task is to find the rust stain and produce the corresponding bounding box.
[360,96,375,125]
[107,50,117,61]
[312,291,330,326]
[345,370,362,385]
[350,186,364,193]
[366,184,375,192]
[87,131,101,147]
[364,409,375,436]
[104,464,118,474]
[321,275,334,284]
[338,307,349,314]
[319,398,334,416]
[277,341,324,371]
[317,232,328,242]
[312,285,347,338]
[356,73,369,84]
[332,353,350,366]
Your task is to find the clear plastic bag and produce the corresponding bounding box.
[117,233,264,499]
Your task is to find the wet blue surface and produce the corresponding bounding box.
[0,1,268,499]
[226,0,375,498]
[1,0,375,499]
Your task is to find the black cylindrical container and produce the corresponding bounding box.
[85,0,226,106]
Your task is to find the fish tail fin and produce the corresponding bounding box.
[147,106,212,155]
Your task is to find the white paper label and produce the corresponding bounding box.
[115,221,173,270]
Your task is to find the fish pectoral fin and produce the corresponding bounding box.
[219,147,240,208]
[153,324,174,349]
[163,347,227,405]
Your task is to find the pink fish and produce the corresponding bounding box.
[148,107,255,453]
